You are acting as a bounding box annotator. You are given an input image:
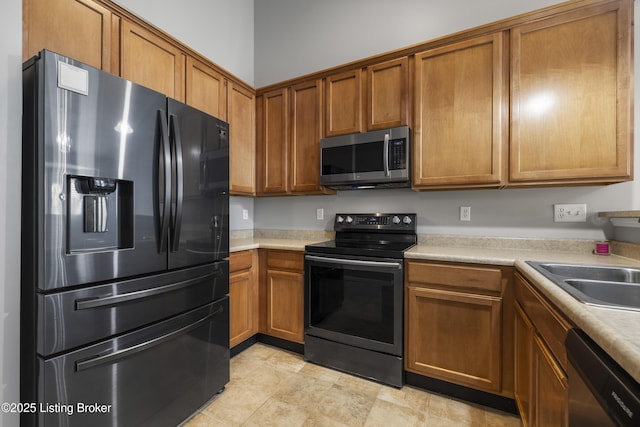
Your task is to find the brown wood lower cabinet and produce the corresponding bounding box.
[514,302,534,425]
[405,261,514,396]
[259,250,304,344]
[514,272,570,427]
[229,250,258,348]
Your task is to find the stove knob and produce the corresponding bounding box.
[345,216,353,224]
[337,216,344,223]
[403,216,412,225]
[392,216,401,224]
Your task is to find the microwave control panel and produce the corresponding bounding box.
[389,139,407,170]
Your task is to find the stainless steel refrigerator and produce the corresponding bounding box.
[21,50,230,427]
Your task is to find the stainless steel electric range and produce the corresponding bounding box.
[304,213,417,387]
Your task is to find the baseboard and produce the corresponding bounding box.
[404,372,519,415]
[257,334,304,354]
[230,335,258,358]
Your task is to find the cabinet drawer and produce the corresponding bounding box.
[267,250,304,271]
[229,250,253,273]
[407,261,503,294]
[515,273,571,371]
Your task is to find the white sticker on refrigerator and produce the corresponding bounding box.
[57,61,89,96]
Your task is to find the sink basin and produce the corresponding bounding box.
[563,279,640,309]
[526,261,640,311]
[536,263,640,283]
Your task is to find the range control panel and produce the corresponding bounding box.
[334,213,417,232]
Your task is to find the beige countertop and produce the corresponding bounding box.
[231,235,640,383]
[230,236,326,252]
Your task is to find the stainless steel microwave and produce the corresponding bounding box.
[319,126,410,190]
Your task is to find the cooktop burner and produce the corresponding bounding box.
[305,213,417,259]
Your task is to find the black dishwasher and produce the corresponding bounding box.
[566,329,640,427]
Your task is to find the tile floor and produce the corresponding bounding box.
[183,343,522,427]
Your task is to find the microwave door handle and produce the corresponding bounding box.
[383,133,390,177]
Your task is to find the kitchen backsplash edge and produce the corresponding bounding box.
[230,230,640,257]
[611,240,640,261]
[231,230,640,260]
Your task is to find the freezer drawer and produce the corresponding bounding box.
[37,261,229,355]
[38,298,229,427]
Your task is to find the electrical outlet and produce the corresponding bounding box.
[242,209,249,220]
[316,208,324,220]
[460,206,471,222]
[554,204,587,222]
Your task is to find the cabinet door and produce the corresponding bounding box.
[229,251,258,348]
[533,335,568,427]
[366,57,408,130]
[413,33,506,189]
[515,303,534,427]
[510,0,632,184]
[186,57,228,120]
[121,20,185,101]
[229,270,256,347]
[290,79,326,193]
[24,0,113,71]
[406,286,502,392]
[228,82,256,195]
[259,88,289,194]
[325,69,362,136]
[265,269,304,343]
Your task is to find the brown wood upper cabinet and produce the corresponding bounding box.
[509,0,632,185]
[23,0,115,72]
[325,69,363,136]
[257,80,330,195]
[120,20,186,102]
[325,58,409,137]
[229,82,257,196]
[366,57,409,130]
[186,57,228,121]
[413,33,507,189]
[257,88,289,194]
[290,79,326,192]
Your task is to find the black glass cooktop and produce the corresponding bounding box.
[305,234,416,258]
[305,238,416,259]
[306,213,418,259]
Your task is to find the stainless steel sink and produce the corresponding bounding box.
[526,261,640,311]
[535,263,640,283]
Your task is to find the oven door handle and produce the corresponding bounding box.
[305,255,402,269]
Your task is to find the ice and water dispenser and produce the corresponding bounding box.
[67,175,134,252]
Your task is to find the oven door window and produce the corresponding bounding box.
[306,257,402,355]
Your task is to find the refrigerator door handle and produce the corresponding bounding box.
[169,114,184,252]
[158,110,171,252]
[75,304,225,372]
[74,270,224,310]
